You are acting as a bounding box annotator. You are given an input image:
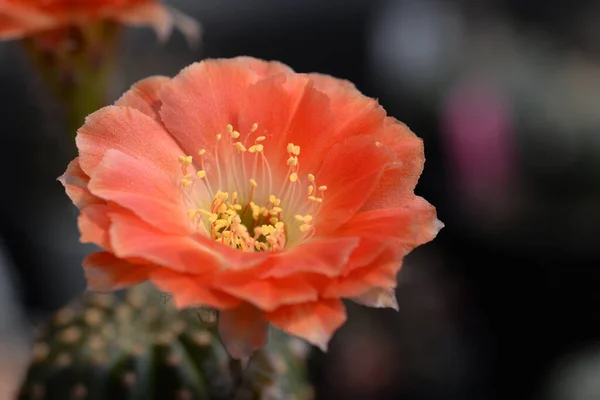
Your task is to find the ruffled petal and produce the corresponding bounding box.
[323,246,405,299]
[107,211,266,273]
[78,204,114,250]
[87,149,190,235]
[158,57,293,159]
[212,275,318,312]
[238,73,334,173]
[114,75,170,123]
[108,212,224,274]
[76,105,185,180]
[266,299,347,351]
[314,135,399,234]
[112,3,200,46]
[262,237,359,278]
[58,158,104,209]
[308,73,386,146]
[83,251,152,292]
[218,303,269,361]
[149,269,241,309]
[337,197,443,263]
[351,287,399,311]
[362,118,426,210]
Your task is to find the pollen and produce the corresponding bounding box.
[179,155,193,166]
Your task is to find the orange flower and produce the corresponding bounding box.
[0,0,198,42]
[60,57,443,359]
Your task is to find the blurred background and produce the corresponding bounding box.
[2,0,600,398]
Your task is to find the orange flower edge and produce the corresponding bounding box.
[0,0,199,44]
[59,57,443,359]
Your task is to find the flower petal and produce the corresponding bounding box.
[309,73,386,146]
[107,211,266,273]
[263,237,360,278]
[113,3,201,46]
[362,118,426,210]
[212,275,318,312]
[108,212,224,274]
[87,149,190,235]
[323,246,406,299]
[266,299,347,351]
[78,204,114,250]
[149,269,241,309]
[337,197,443,265]
[158,57,293,158]
[218,303,269,361]
[238,73,334,173]
[351,287,399,311]
[314,135,399,234]
[83,251,152,292]
[114,75,170,123]
[58,158,103,209]
[76,105,184,180]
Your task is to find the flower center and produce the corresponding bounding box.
[177,123,327,252]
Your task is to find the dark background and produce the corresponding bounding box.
[2,0,600,399]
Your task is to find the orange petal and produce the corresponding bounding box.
[78,204,113,250]
[263,237,360,278]
[218,303,269,361]
[87,149,190,235]
[113,3,200,46]
[309,73,386,148]
[114,75,170,123]
[239,73,334,172]
[266,299,347,351]
[212,275,318,312]
[324,246,405,299]
[337,198,443,267]
[351,287,399,311]
[107,211,266,273]
[362,118,426,210]
[58,158,103,209]
[83,251,152,292]
[158,57,292,158]
[314,135,399,234]
[149,269,241,309]
[76,105,184,181]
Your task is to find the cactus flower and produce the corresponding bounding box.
[0,0,199,42]
[59,57,443,360]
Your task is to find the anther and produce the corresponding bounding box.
[234,142,246,152]
[308,174,315,182]
[299,224,311,232]
[231,131,241,139]
[289,173,298,182]
[251,123,258,132]
[216,134,222,141]
[179,155,193,166]
[198,149,206,156]
[250,179,258,187]
[197,170,206,179]
[226,124,233,134]
[319,185,327,192]
[256,136,266,142]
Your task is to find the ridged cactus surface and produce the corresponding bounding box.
[18,284,312,400]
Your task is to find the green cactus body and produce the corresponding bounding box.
[18,285,313,400]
